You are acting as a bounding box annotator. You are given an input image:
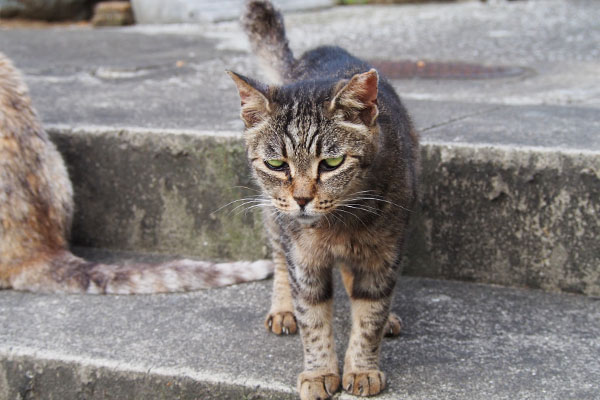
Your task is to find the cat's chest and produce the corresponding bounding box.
[293,225,395,265]
[303,229,353,258]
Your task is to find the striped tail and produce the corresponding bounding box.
[10,250,273,294]
[242,0,296,84]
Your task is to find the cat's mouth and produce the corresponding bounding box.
[294,211,322,224]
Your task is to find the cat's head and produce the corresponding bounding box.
[228,69,380,225]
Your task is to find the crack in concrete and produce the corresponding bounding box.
[420,105,505,133]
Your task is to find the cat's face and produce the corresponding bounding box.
[229,70,380,224]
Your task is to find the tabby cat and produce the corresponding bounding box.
[0,52,273,294]
[228,1,419,398]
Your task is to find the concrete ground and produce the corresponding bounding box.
[1,0,598,144]
[1,268,599,400]
[1,0,599,398]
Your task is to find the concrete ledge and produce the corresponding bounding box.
[48,126,600,296]
[1,351,295,400]
[1,275,599,399]
[49,126,269,263]
[408,143,600,296]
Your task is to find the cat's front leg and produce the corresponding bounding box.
[265,251,297,335]
[290,262,340,400]
[342,264,397,397]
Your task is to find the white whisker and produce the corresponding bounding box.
[324,214,331,229]
[334,208,367,228]
[329,211,347,228]
[230,185,261,193]
[235,202,272,216]
[345,196,413,212]
[212,195,268,215]
[227,199,269,215]
[339,204,382,216]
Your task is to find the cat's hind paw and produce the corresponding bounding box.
[343,370,386,397]
[298,371,340,400]
[384,312,403,337]
[265,311,297,335]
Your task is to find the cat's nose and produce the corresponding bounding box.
[294,196,312,209]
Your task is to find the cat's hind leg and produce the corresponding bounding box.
[265,251,297,335]
[384,312,403,337]
[340,265,402,338]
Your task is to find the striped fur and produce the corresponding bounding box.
[0,52,273,294]
[241,0,295,84]
[230,1,420,398]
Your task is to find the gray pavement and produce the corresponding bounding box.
[0,0,598,148]
[1,269,599,399]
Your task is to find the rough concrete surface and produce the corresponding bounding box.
[1,274,599,399]
[49,127,270,262]
[44,126,600,296]
[409,143,600,296]
[0,1,598,136]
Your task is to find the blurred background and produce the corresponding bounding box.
[0,0,507,26]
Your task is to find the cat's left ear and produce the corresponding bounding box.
[329,69,379,126]
[227,71,272,128]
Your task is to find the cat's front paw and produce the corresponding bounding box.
[343,370,385,397]
[384,313,403,337]
[298,371,340,400]
[265,311,297,335]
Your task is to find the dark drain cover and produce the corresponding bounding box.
[369,60,527,80]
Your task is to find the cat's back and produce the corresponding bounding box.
[0,53,40,135]
[0,52,73,274]
[293,46,371,81]
[293,46,409,119]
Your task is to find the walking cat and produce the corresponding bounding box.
[228,1,419,398]
[0,52,273,294]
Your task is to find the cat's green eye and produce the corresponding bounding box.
[321,156,345,171]
[265,159,286,170]
[325,157,344,167]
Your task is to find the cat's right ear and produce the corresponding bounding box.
[227,71,272,128]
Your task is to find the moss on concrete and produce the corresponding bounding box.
[50,128,268,262]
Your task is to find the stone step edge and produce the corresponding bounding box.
[45,123,600,156]
[46,124,600,297]
[0,345,296,400]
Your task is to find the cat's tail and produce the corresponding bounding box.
[9,250,273,294]
[242,0,295,84]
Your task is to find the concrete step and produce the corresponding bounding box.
[1,258,599,399]
[45,124,600,297]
